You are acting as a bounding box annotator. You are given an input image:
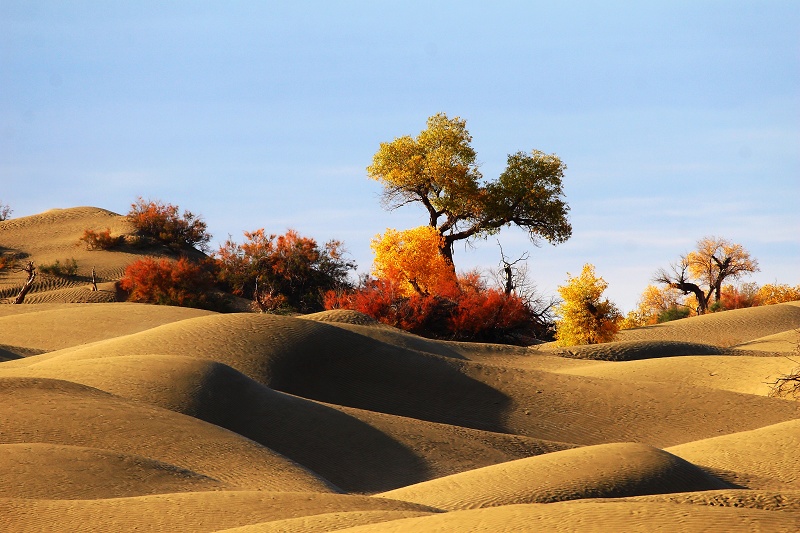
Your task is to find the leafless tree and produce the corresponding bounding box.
[13,261,36,304]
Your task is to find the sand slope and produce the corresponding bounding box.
[3,207,800,531]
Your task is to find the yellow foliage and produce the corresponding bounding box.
[371,226,457,297]
[555,264,621,346]
[757,283,800,305]
[621,284,687,328]
[687,236,759,290]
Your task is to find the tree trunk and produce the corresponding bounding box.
[13,261,36,304]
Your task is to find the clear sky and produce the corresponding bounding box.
[2,1,798,311]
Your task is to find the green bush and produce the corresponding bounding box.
[657,306,691,323]
[39,258,79,277]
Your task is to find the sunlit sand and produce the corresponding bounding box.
[1,207,799,531]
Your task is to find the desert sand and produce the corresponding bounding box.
[1,207,800,531]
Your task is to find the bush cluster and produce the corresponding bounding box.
[118,257,221,310]
[325,272,538,344]
[79,228,125,250]
[127,197,211,252]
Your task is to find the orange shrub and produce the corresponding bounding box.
[118,257,218,309]
[79,228,124,250]
[127,197,211,252]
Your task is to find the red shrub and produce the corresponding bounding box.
[325,272,535,343]
[118,257,217,309]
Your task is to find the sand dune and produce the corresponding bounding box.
[0,492,438,533]
[0,377,337,493]
[667,419,800,490]
[2,207,800,531]
[328,501,800,532]
[378,442,731,510]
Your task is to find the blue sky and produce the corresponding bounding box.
[2,1,798,311]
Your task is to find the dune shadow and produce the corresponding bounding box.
[190,361,434,493]
[263,321,513,435]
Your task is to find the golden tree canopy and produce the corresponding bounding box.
[371,225,457,298]
[555,264,621,346]
[655,236,759,314]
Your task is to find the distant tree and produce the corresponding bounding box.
[118,257,217,309]
[368,113,571,268]
[757,284,800,306]
[655,237,759,314]
[215,229,356,313]
[127,197,211,252]
[0,202,11,221]
[371,226,458,297]
[555,264,621,346]
[621,284,689,328]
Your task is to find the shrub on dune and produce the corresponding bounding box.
[118,257,218,310]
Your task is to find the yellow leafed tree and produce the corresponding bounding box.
[371,226,457,298]
[757,284,800,305]
[555,264,621,346]
[621,284,688,328]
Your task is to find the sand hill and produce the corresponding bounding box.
[1,207,800,531]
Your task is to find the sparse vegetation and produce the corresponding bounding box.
[39,258,79,277]
[79,228,125,250]
[768,330,800,400]
[0,202,11,221]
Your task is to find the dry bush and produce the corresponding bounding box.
[39,258,79,277]
[768,330,800,400]
[79,228,125,250]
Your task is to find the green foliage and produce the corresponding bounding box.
[39,258,79,277]
[368,113,571,265]
[657,307,691,323]
[127,197,211,252]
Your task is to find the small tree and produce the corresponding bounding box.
[555,264,621,346]
[127,197,211,252]
[0,202,11,221]
[118,257,218,309]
